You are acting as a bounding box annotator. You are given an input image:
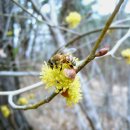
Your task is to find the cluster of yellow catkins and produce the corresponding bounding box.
[0,105,11,118]
[18,97,28,105]
[40,62,82,106]
[65,12,81,28]
[121,48,130,64]
[40,11,82,105]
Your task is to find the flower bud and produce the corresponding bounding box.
[63,68,76,79]
[95,47,109,57]
[61,89,69,97]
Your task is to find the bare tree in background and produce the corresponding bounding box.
[0,0,33,129]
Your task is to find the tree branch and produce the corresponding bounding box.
[0,82,43,96]
[76,0,124,73]
[21,92,59,110]
[0,71,39,76]
[8,91,58,110]
[66,25,129,47]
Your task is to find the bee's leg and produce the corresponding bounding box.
[55,64,58,68]
[56,80,60,83]
[50,63,54,69]
[69,64,73,68]
[48,60,54,69]
[60,64,62,71]
[51,65,53,70]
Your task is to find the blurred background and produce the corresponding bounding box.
[0,0,130,130]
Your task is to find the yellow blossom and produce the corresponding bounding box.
[40,62,74,92]
[65,12,81,28]
[62,77,82,106]
[0,105,11,118]
[6,30,13,36]
[121,48,130,64]
[18,97,28,105]
[40,61,82,105]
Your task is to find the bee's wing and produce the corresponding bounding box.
[58,47,77,54]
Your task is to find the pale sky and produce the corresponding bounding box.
[41,0,130,15]
[82,0,130,15]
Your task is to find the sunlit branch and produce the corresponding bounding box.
[0,79,59,109]
[0,82,43,96]
[0,71,39,76]
[0,82,44,109]
[8,91,58,110]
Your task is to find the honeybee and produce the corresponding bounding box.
[48,48,77,70]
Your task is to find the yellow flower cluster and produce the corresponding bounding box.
[121,48,130,64]
[0,105,11,118]
[65,12,81,28]
[40,62,82,105]
[17,97,28,105]
[65,77,82,105]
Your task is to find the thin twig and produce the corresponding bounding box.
[113,17,130,25]
[22,92,58,110]
[98,28,130,59]
[0,82,43,96]
[8,91,58,110]
[0,13,32,19]
[3,10,13,40]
